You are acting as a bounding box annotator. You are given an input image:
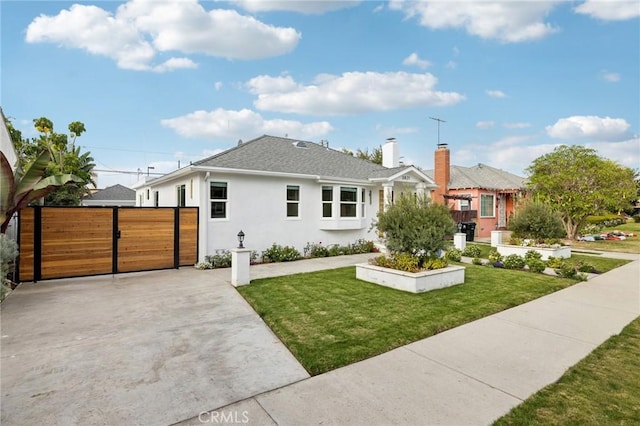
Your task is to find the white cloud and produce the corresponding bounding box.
[454,137,552,177]
[587,137,640,170]
[546,115,631,140]
[402,52,431,69]
[230,0,360,14]
[503,122,532,129]
[600,71,621,82]
[247,71,465,115]
[374,124,420,135]
[152,57,198,73]
[389,1,560,42]
[476,121,495,129]
[214,81,223,90]
[574,0,640,21]
[486,89,507,98]
[445,60,457,69]
[160,108,333,140]
[25,0,300,72]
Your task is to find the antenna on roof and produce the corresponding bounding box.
[429,116,447,148]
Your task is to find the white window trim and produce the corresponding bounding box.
[321,185,333,218]
[480,193,495,218]
[210,181,229,221]
[286,184,301,219]
[339,186,358,218]
[177,184,186,207]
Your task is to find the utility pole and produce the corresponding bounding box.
[429,116,446,146]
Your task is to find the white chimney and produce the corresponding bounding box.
[382,137,399,168]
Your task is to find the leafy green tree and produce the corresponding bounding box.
[375,193,456,262]
[508,201,565,242]
[341,146,383,165]
[526,145,637,239]
[8,116,95,206]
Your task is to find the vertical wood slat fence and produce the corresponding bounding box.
[17,206,199,282]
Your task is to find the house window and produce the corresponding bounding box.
[146,189,150,200]
[322,186,333,218]
[210,182,227,219]
[153,191,159,207]
[340,187,357,217]
[361,188,366,217]
[480,194,495,218]
[177,184,186,207]
[287,185,300,217]
[459,193,471,211]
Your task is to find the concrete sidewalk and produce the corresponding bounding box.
[182,251,639,425]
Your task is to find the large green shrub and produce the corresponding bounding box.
[586,214,626,227]
[375,193,456,263]
[509,202,565,241]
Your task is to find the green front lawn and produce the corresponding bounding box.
[570,221,640,254]
[495,316,640,425]
[239,265,578,375]
[570,254,629,273]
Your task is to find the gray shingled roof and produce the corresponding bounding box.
[423,163,525,190]
[193,135,390,180]
[85,184,135,201]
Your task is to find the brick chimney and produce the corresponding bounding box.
[433,144,450,204]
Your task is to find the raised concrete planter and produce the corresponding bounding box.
[356,263,465,294]
[496,244,571,260]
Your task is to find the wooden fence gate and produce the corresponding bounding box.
[17,206,198,282]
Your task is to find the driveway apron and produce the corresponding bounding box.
[0,267,309,425]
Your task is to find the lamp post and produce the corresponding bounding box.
[231,230,250,286]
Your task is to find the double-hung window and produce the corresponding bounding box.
[322,186,333,218]
[210,182,227,219]
[177,184,186,207]
[480,194,495,218]
[153,191,159,207]
[287,185,300,217]
[340,187,358,217]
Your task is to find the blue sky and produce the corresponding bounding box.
[2,0,639,188]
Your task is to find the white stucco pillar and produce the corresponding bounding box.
[491,230,507,247]
[415,182,427,200]
[383,183,394,211]
[231,248,252,287]
[454,233,467,251]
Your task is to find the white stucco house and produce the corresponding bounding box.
[134,135,436,261]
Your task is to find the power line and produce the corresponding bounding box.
[93,168,163,176]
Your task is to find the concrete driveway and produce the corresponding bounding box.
[0,267,309,425]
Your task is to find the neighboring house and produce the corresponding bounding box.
[81,184,136,206]
[134,135,436,261]
[424,144,527,238]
